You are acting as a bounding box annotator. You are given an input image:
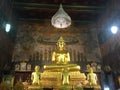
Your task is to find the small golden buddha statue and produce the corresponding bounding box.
[87,67,97,85]
[52,36,70,64]
[31,65,41,85]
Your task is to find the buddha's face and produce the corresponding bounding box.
[57,41,65,50]
[56,37,66,50]
[59,42,64,47]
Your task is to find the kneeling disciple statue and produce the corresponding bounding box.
[87,67,98,85]
[62,67,69,85]
[31,65,41,85]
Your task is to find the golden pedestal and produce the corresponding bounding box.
[41,64,86,88]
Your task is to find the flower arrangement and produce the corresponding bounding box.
[0,82,10,90]
[14,82,24,90]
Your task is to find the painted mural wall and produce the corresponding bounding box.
[12,21,101,70]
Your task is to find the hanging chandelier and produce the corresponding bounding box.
[51,4,71,29]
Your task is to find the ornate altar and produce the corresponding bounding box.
[28,36,101,90]
[39,37,86,88]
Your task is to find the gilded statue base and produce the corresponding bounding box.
[44,64,80,72]
[41,64,86,88]
[28,84,101,90]
[28,85,73,90]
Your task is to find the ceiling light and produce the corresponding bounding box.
[5,23,11,32]
[111,26,118,34]
[51,4,71,29]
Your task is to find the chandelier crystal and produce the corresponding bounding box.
[51,4,71,29]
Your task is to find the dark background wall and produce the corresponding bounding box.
[98,0,120,72]
[97,0,120,89]
[0,0,14,82]
[12,21,101,71]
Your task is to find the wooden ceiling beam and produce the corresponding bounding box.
[14,2,105,10]
[16,18,94,23]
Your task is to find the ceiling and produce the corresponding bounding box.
[13,0,110,23]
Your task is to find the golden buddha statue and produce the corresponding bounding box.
[44,36,80,71]
[52,36,70,64]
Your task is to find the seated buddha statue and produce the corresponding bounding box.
[52,36,70,64]
[44,36,80,71]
